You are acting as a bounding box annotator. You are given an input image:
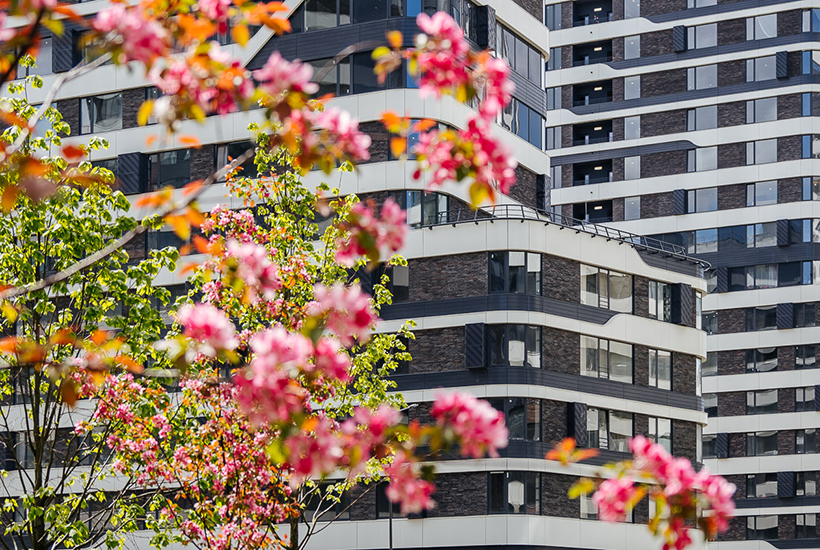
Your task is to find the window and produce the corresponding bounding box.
[546,87,562,111]
[545,126,560,150]
[488,472,541,514]
[746,181,777,206]
[686,187,717,213]
[803,51,820,75]
[624,0,639,18]
[308,57,351,97]
[747,55,777,82]
[149,150,191,189]
[487,325,541,368]
[490,251,541,295]
[704,393,717,417]
[489,398,541,441]
[687,106,717,131]
[687,0,715,7]
[796,515,817,539]
[702,433,717,457]
[581,336,633,384]
[547,47,561,71]
[371,264,409,304]
[702,352,717,378]
[703,313,718,336]
[797,345,817,369]
[376,483,401,518]
[648,417,671,452]
[624,75,640,100]
[805,9,820,32]
[746,389,778,415]
[804,177,820,200]
[803,93,820,118]
[747,431,778,456]
[797,429,817,454]
[797,472,817,496]
[390,190,449,228]
[624,35,640,59]
[624,196,640,221]
[17,36,52,77]
[215,141,258,180]
[745,306,776,331]
[687,147,717,172]
[501,98,544,149]
[497,25,542,85]
[303,483,350,522]
[694,229,717,253]
[746,98,777,123]
[587,408,633,452]
[746,473,777,498]
[746,222,777,248]
[79,93,122,135]
[746,15,777,40]
[746,348,777,373]
[803,135,820,159]
[624,156,640,180]
[687,24,717,49]
[648,349,671,390]
[794,304,816,328]
[91,158,118,183]
[624,116,640,139]
[580,493,598,520]
[580,265,632,312]
[305,0,339,30]
[747,516,778,539]
[648,280,671,321]
[686,65,717,90]
[545,3,562,30]
[797,387,816,412]
[746,139,777,165]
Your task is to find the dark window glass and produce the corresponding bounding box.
[352,52,382,93]
[797,429,817,454]
[780,261,803,287]
[376,483,401,518]
[305,0,336,30]
[796,345,817,369]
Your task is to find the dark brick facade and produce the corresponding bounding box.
[778,135,802,162]
[718,102,745,128]
[510,165,539,209]
[122,88,145,130]
[718,60,746,88]
[641,110,685,137]
[407,327,464,374]
[56,99,79,137]
[360,121,389,164]
[640,192,673,218]
[640,0,685,17]
[541,474,579,518]
[542,255,580,302]
[672,420,696,462]
[718,142,746,169]
[641,150,687,178]
[428,473,488,517]
[672,352,696,395]
[512,0,541,21]
[640,30,672,58]
[718,18,746,46]
[717,391,745,417]
[718,183,746,210]
[779,178,803,204]
[408,253,487,301]
[641,69,686,98]
[778,93,803,120]
[543,327,579,376]
[717,308,744,334]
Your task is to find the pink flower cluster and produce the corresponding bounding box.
[592,436,736,549]
[308,283,379,345]
[430,391,508,458]
[383,451,436,515]
[312,108,372,163]
[226,240,282,303]
[414,12,471,99]
[92,4,169,65]
[198,0,232,33]
[177,303,238,355]
[335,199,407,266]
[253,52,319,100]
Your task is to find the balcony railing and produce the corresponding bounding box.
[572,174,613,185]
[427,205,710,268]
[572,96,612,107]
[572,56,612,67]
[573,13,614,26]
[572,134,614,146]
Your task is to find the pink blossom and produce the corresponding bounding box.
[199,0,232,33]
[308,284,378,345]
[226,240,282,303]
[177,303,238,354]
[312,338,351,382]
[430,391,508,458]
[313,108,372,162]
[592,476,638,522]
[254,52,319,99]
[284,415,344,486]
[414,12,471,99]
[384,451,436,515]
[335,199,407,266]
[92,5,169,65]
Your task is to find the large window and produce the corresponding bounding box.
[500,98,544,149]
[80,93,122,134]
[624,75,640,99]
[648,349,671,390]
[704,393,717,417]
[747,139,777,165]
[546,87,562,111]
[687,24,717,49]
[587,408,632,452]
[729,262,812,291]
[215,141,258,180]
[747,181,778,206]
[149,150,191,189]
[389,191,449,228]
[648,280,671,321]
[745,306,776,331]
[796,515,817,539]
[796,345,816,369]
[303,483,350,522]
[487,325,541,368]
[746,15,777,40]
[746,431,778,456]
[580,336,633,384]
[580,265,632,312]
[746,389,778,415]
[686,188,717,213]
[747,55,777,82]
[797,429,817,454]
[746,473,777,498]
[488,472,541,514]
[545,3,562,30]
[648,417,671,452]
[794,304,816,328]
[686,147,717,172]
[687,106,717,131]
[496,24,542,86]
[686,65,717,91]
[746,348,777,373]
[747,98,777,123]
[490,251,541,295]
[308,57,351,97]
[797,387,816,412]
[797,472,817,495]
[747,516,778,540]
[488,398,541,441]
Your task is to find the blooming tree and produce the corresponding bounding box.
[0,1,734,549]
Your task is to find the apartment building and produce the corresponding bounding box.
[2,1,710,549]
[545,0,820,545]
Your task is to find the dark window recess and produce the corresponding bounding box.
[572,0,613,27]
[303,483,351,522]
[389,190,449,228]
[573,201,613,223]
[670,283,693,326]
[797,429,817,454]
[796,387,816,412]
[486,325,541,368]
[572,120,613,145]
[746,348,778,373]
[500,97,543,149]
[746,473,777,498]
[746,516,778,540]
[573,159,613,186]
[746,306,777,331]
[794,303,816,328]
[572,40,612,67]
[91,158,118,183]
[702,434,717,459]
[489,251,541,295]
[215,141,258,180]
[363,264,409,302]
[796,345,817,369]
[797,471,817,496]
[149,150,191,189]
[573,80,612,107]
[704,393,717,417]
[488,398,541,441]
[746,431,778,457]
[488,472,541,514]
[376,482,402,519]
[746,389,778,415]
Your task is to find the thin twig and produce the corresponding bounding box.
[0,149,255,301]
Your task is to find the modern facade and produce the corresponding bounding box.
[545,0,820,545]
[2,1,711,550]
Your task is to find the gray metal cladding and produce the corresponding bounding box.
[118,153,147,195]
[508,71,548,116]
[777,219,790,247]
[715,432,729,458]
[776,50,789,79]
[52,28,76,74]
[777,471,796,498]
[672,189,687,216]
[814,385,820,411]
[716,268,729,293]
[464,323,486,369]
[671,283,693,326]
[672,26,687,53]
[568,402,588,446]
[636,250,704,277]
[776,302,794,330]
[695,243,820,269]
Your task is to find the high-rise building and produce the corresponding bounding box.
[2,1,710,550]
[546,0,820,544]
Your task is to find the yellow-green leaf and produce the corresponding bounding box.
[568,478,596,499]
[1,303,17,324]
[137,100,155,127]
[371,47,391,60]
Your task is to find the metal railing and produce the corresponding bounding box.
[427,205,709,268]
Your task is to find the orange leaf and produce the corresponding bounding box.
[572,448,600,462]
[265,1,289,12]
[89,369,108,388]
[232,24,250,46]
[178,135,200,148]
[0,337,18,353]
[192,234,210,254]
[90,329,109,346]
[386,30,403,49]
[180,262,201,276]
[49,328,76,346]
[381,111,401,129]
[166,214,191,241]
[182,180,204,197]
[390,137,406,158]
[0,111,30,129]
[114,354,144,374]
[414,118,437,132]
[60,380,78,407]
[184,207,205,228]
[23,158,48,177]
[177,14,216,43]
[145,135,158,147]
[1,185,18,212]
[53,5,81,20]
[266,16,291,34]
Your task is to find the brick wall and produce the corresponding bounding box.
[190,146,215,182]
[779,430,795,455]
[122,88,144,130]
[718,391,745,417]
[718,18,745,45]
[542,400,567,445]
[542,474,579,518]
[718,183,746,210]
[728,433,745,458]
[780,387,795,413]
[717,308,744,333]
[718,101,745,128]
[512,0,542,21]
[640,193,673,218]
[718,349,746,375]
[640,0,685,17]
[359,121,389,164]
[640,30,673,57]
[779,178,803,203]
[542,327,579,375]
[543,255,580,302]
[641,151,686,178]
[408,327,464,373]
[718,60,746,87]
[672,353,696,395]
[634,276,649,317]
[634,344,649,388]
[510,165,538,209]
[429,473,488,517]
[57,99,79,137]
[642,69,686,98]
[779,345,795,371]
[778,135,802,162]
[641,110,685,137]
[778,9,803,36]
[612,197,624,222]
[778,93,803,120]
[408,253,487,301]
[672,420,696,462]
[718,142,746,169]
